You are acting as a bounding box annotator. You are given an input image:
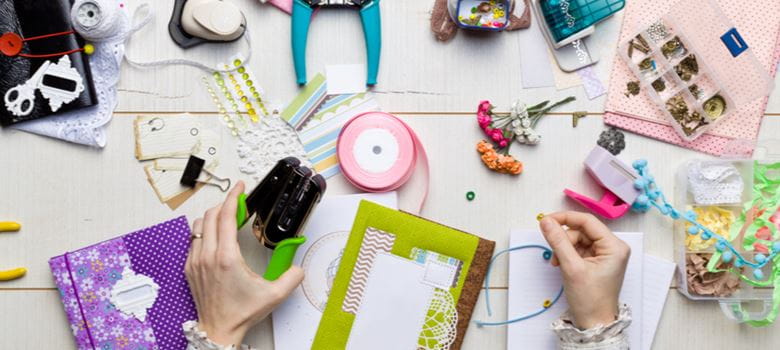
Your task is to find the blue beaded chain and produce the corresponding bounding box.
[630,159,780,280]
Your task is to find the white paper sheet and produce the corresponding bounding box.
[271,193,398,350]
[642,254,676,350]
[346,253,433,350]
[326,64,367,95]
[517,14,556,88]
[506,230,644,350]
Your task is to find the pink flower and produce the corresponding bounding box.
[478,100,492,114]
[499,139,508,148]
[491,129,504,142]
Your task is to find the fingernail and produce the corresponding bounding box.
[536,213,545,221]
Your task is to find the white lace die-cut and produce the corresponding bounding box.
[110,266,161,322]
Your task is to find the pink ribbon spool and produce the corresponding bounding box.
[337,112,429,213]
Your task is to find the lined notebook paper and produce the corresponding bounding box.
[507,230,644,349]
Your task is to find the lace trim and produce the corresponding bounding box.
[551,304,631,350]
[182,321,253,350]
[236,113,310,182]
[687,160,744,205]
[10,6,130,147]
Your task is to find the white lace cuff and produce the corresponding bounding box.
[551,304,632,350]
[183,321,254,350]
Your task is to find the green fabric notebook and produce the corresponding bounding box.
[312,200,495,350]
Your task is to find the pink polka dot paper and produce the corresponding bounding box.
[49,216,196,350]
[603,0,780,156]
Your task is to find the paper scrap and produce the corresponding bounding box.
[346,253,433,350]
[518,18,555,88]
[576,65,606,99]
[299,93,379,178]
[271,193,398,350]
[549,49,583,90]
[326,64,367,95]
[642,254,675,350]
[506,230,644,350]
[134,115,204,160]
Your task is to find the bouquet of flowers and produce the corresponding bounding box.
[475,96,575,174]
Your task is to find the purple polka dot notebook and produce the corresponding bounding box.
[49,216,197,350]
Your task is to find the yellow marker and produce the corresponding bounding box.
[543,299,552,308]
[0,267,26,281]
[0,222,21,231]
[536,213,545,221]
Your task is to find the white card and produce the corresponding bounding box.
[346,253,433,350]
[506,230,644,350]
[271,193,398,350]
[517,17,556,88]
[326,64,367,95]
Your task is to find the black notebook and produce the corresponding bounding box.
[0,0,97,126]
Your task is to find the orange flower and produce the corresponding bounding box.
[476,140,523,175]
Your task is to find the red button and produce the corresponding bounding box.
[0,32,23,57]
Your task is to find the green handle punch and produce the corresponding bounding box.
[236,193,306,281]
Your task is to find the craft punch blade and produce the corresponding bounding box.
[564,145,640,219]
[169,0,247,49]
[532,0,624,72]
[236,157,326,280]
[292,0,381,85]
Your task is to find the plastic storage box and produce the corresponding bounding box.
[618,0,773,142]
[673,141,780,323]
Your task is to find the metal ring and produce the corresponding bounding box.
[208,147,217,155]
[148,117,165,131]
[190,128,199,136]
[190,233,203,240]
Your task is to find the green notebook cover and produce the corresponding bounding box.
[312,200,495,349]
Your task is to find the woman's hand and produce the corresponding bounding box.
[185,181,304,346]
[539,211,630,329]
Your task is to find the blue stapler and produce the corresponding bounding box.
[292,0,381,86]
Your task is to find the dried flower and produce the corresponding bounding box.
[476,140,523,175]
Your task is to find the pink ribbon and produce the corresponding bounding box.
[337,112,429,214]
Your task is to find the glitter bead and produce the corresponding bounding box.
[242,73,249,80]
[246,80,254,87]
[238,67,245,74]
[233,59,242,67]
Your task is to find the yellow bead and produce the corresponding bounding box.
[233,59,242,67]
[237,67,245,73]
[543,299,552,308]
[234,84,241,90]
[219,108,227,114]
[249,86,257,93]
[245,103,252,109]
[253,92,260,99]
[246,80,253,87]
[536,213,545,221]
[240,96,248,102]
[83,44,95,55]
[248,109,256,115]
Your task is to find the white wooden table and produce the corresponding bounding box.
[1,0,779,348]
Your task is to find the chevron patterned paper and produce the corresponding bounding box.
[342,227,396,314]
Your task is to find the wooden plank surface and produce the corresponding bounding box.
[2,0,780,348]
[116,0,780,114]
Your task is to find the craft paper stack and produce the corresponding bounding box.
[134,115,224,209]
[272,192,398,350]
[312,200,495,350]
[603,0,780,156]
[281,73,379,179]
[505,229,675,350]
[49,217,196,350]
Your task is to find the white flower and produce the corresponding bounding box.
[110,325,123,337]
[527,133,541,144]
[91,316,104,329]
[97,287,110,300]
[86,249,100,262]
[80,278,94,291]
[521,118,531,128]
[118,253,130,267]
[144,328,156,342]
